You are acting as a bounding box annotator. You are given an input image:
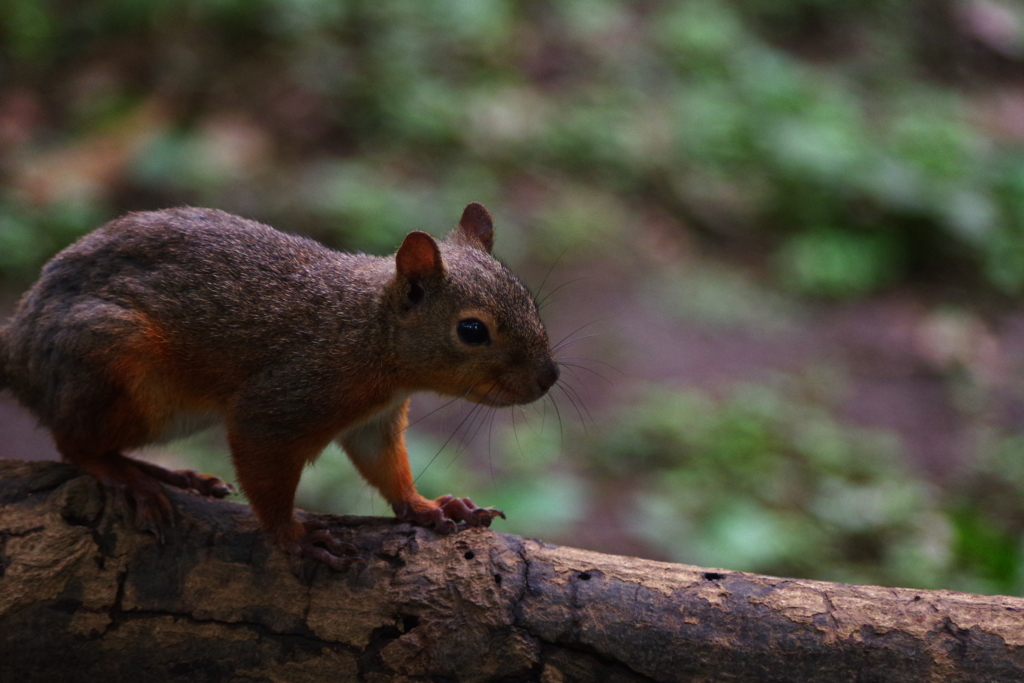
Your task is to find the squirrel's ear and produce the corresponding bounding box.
[396,231,444,282]
[456,202,494,254]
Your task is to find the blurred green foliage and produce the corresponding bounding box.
[1,0,1022,292]
[948,431,1024,594]
[4,0,1024,593]
[0,200,105,279]
[594,376,951,589]
[590,370,1024,595]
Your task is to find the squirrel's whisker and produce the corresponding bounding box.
[546,391,567,453]
[414,402,477,486]
[558,361,614,386]
[536,275,588,310]
[552,332,601,354]
[554,383,591,436]
[404,394,466,432]
[532,246,570,307]
[556,355,622,375]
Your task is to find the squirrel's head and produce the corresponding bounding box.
[388,203,559,407]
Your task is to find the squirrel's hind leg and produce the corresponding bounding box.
[131,458,234,498]
[54,428,233,539]
[54,436,176,539]
[49,344,232,534]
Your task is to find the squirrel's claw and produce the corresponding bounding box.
[285,522,364,574]
[437,494,505,528]
[394,495,505,534]
[130,460,234,499]
[176,470,234,498]
[102,477,174,543]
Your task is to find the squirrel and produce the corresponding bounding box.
[0,202,559,570]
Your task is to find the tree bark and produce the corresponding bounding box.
[1,459,1023,682]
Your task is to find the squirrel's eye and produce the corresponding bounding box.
[457,318,490,346]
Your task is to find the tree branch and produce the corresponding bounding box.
[1,459,1022,682]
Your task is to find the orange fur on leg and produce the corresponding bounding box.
[338,400,502,532]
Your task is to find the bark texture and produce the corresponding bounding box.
[1,459,1023,683]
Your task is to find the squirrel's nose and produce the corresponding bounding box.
[537,360,559,393]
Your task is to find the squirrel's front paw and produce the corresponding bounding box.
[393,495,505,534]
[283,520,364,574]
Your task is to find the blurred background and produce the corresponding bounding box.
[2,0,1024,595]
